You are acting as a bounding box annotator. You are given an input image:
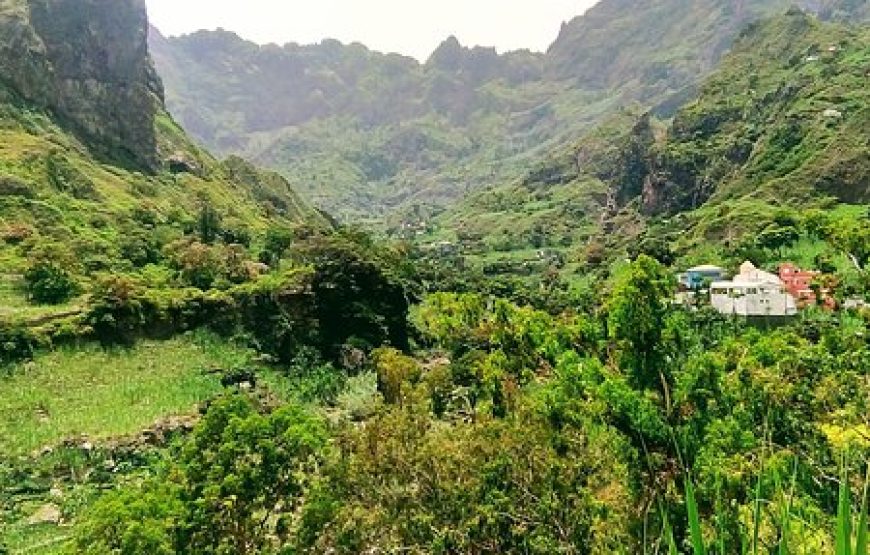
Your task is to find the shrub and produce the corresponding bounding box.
[0,174,34,198]
[220,222,252,247]
[120,230,163,267]
[261,225,295,264]
[372,347,420,405]
[0,323,40,365]
[0,222,34,244]
[284,348,346,404]
[23,261,77,304]
[196,202,222,244]
[84,275,147,345]
[165,240,222,289]
[75,396,327,555]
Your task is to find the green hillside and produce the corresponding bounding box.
[150,0,870,221]
[420,11,869,285]
[0,0,325,287]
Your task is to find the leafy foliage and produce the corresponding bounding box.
[74,395,327,555]
[23,260,77,305]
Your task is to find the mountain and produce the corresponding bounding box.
[422,10,869,277]
[0,0,163,170]
[0,0,324,278]
[546,0,795,103]
[643,9,870,214]
[151,0,844,220]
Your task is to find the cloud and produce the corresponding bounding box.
[145,0,598,61]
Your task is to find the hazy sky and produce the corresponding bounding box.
[145,0,600,61]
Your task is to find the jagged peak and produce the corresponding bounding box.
[426,35,464,68]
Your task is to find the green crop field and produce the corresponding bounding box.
[0,333,252,456]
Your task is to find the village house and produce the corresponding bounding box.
[710,261,798,317]
[779,262,835,309]
[678,264,728,290]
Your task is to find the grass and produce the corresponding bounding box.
[671,459,870,555]
[0,274,84,323]
[0,273,25,310]
[0,332,253,456]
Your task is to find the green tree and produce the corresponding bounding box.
[23,260,77,304]
[372,347,420,405]
[294,234,411,355]
[606,255,677,409]
[119,229,162,267]
[197,202,222,244]
[756,224,800,255]
[74,483,182,555]
[832,220,870,271]
[75,396,327,555]
[179,396,327,554]
[84,275,146,346]
[261,225,295,265]
[165,240,223,289]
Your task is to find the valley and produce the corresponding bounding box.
[0,0,868,553]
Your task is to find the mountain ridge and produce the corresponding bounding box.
[149,0,867,220]
[421,10,869,281]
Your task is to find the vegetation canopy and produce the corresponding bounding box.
[0,0,868,554]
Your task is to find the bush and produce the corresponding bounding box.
[0,323,40,365]
[0,222,34,245]
[260,225,295,264]
[165,240,222,289]
[284,348,346,404]
[0,174,34,198]
[220,223,252,247]
[84,275,147,345]
[75,396,327,555]
[23,261,77,304]
[120,230,163,267]
[196,203,222,244]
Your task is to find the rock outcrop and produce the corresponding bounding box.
[0,0,163,171]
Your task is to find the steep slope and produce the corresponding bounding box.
[0,0,163,170]
[547,0,793,107]
[644,9,870,215]
[423,11,869,276]
[0,0,325,278]
[151,0,836,220]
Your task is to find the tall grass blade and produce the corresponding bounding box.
[753,429,768,555]
[856,464,868,555]
[778,497,790,555]
[778,458,798,555]
[715,476,726,555]
[752,464,763,555]
[686,476,706,555]
[661,505,679,555]
[837,461,852,555]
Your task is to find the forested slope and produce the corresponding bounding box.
[149,0,870,219]
[420,11,870,288]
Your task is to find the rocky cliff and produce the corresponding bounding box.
[0,0,163,171]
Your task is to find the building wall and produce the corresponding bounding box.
[711,286,797,316]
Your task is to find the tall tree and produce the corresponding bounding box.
[605,255,677,410]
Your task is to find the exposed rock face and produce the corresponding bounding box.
[0,0,163,171]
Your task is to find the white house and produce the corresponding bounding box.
[710,261,797,317]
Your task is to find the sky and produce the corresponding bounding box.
[145,0,600,61]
